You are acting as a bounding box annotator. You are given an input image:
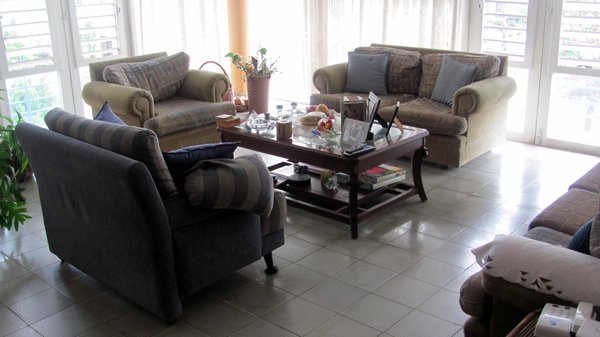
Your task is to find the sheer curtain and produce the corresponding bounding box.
[248,0,470,102]
[129,0,470,102]
[129,0,230,69]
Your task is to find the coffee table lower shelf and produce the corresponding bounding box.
[273,167,420,236]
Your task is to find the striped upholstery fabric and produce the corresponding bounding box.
[260,190,286,236]
[44,108,178,198]
[184,154,274,217]
[103,52,190,102]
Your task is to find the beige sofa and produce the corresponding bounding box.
[310,44,517,167]
[460,163,600,337]
[82,52,236,151]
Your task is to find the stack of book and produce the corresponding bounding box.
[360,162,406,190]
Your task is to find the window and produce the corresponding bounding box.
[0,0,130,124]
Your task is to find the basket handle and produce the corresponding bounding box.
[199,61,231,82]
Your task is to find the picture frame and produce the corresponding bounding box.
[341,118,370,145]
[340,99,367,127]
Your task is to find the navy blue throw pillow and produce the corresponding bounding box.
[163,142,240,185]
[568,218,593,254]
[94,101,125,124]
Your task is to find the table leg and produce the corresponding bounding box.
[412,147,429,202]
[349,171,360,239]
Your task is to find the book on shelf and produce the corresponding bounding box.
[361,162,406,183]
[360,174,405,191]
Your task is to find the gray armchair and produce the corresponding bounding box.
[82,52,236,151]
[15,109,285,322]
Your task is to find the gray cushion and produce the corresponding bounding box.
[185,154,274,217]
[354,46,421,95]
[419,53,500,98]
[344,52,390,95]
[591,212,600,258]
[431,56,478,105]
[44,108,178,198]
[103,52,190,102]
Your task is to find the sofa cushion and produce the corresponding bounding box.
[431,56,478,105]
[591,212,600,258]
[524,226,572,247]
[103,52,190,102]
[569,162,600,193]
[163,142,240,186]
[184,154,274,217]
[344,51,390,95]
[45,108,178,198]
[394,97,468,136]
[528,188,600,235]
[94,101,124,124]
[354,46,421,95]
[419,53,501,98]
[147,97,236,137]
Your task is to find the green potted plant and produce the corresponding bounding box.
[0,92,30,231]
[226,47,279,113]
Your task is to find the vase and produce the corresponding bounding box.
[246,75,270,113]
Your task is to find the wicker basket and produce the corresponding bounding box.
[246,75,270,113]
[199,61,235,103]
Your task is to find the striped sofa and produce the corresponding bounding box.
[15,108,285,322]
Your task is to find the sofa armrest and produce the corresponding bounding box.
[178,70,229,102]
[312,63,348,94]
[82,81,154,126]
[473,234,600,310]
[453,76,517,117]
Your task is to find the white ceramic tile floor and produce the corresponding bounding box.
[0,141,598,336]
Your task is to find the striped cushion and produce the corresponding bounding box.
[260,190,286,236]
[45,108,178,198]
[103,52,190,102]
[184,154,274,217]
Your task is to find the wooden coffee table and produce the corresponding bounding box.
[219,122,429,238]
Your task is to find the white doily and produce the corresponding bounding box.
[472,234,600,305]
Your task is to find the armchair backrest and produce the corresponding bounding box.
[88,52,167,81]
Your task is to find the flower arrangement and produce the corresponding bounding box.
[225,47,279,78]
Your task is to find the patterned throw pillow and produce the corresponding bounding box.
[184,154,274,217]
[45,108,178,198]
[93,101,124,124]
[103,52,190,102]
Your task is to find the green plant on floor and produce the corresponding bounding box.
[0,90,30,231]
[225,46,279,78]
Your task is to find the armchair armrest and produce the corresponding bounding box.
[82,81,154,126]
[312,63,348,94]
[178,70,229,102]
[453,76,517,117]
[473,235,600,310]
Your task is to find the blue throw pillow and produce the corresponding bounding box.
[94,101,125,124]
[344,52,390,95]
[431,56,478,106]
[163,142,240,185]
[568,218,593,254]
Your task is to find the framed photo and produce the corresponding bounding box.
[341,118,370,145]
[340,99,367,127]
